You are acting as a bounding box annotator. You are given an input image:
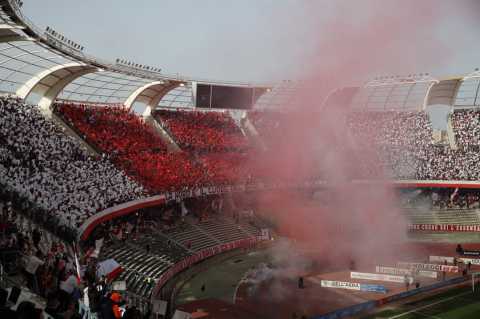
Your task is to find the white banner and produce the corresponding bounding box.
[351,272,411,284]
[260,228,270,240]
[112,281,126,291]
[172,310,192,319]
[429,256,455,264]
[459,258,480,266]
[376,266,438,279]
[320,280,361,290]
[376,266,410,276]
[397,262,458,273]
[152,300,168,315]
[418,270,438,278]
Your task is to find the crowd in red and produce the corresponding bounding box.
[55,103,259,192]
[55,103,211,192]
[154,109,250,152]
[57,103,168,155]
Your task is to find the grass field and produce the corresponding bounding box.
[361,286,480,319]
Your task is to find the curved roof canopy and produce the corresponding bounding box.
[0,1,270,110]
[350,81,435,111]
[58,71,153,104]
[0,1,477,114]
[454,71,480,109]
[0,41,76,93]
[156,84,194,109]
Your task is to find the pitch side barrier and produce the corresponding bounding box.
[151,236,262,298]
[311,276,467,319]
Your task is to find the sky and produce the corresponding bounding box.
[21,0,480,84]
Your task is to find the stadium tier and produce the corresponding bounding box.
[154,109,250,152]
[0,96,146,235]
[452,109,480,148]
[347,110,480,180]
[55,103,208,192]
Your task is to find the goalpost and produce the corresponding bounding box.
[471,272,480,293]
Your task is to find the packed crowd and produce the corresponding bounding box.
[52,101,480,194]
[56,103,259,189]
[452,110,480,149]
[154,109,249,152]
[0,97,146,234]
[347,110,480,180]
[56,103,210,191]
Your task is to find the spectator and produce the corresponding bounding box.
[0,288,15,318]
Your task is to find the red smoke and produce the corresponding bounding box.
[248,1,465,270]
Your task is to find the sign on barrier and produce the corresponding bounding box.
[360,284,387,293]
[321,280,361,291]
[463,250,480,256]
[408,224,480,232]
[375,266,437,279]
[429,256,455,264]
[397,262,458,273]
[351,272,409,284]
[311,276,467,319]
[459,258,480,265]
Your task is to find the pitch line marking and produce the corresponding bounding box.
[388,291,471,319]
[413,310,443,319]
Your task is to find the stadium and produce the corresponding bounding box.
[1,0,480,318]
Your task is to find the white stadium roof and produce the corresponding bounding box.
[0,1,479,112]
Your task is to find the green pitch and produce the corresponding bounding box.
[361,286,480,319]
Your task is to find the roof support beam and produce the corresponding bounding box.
[426,78,462,107]
[124,81,180,114]
[16,62,98,111]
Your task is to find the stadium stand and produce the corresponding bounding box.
[452,109,480,148]
[55,103,208,192]
[0,97,146,236]
[346,110,480,181]
[154,109,250,152]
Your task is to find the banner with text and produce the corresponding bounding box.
[429,256,455,264]
[462,250,480,256]
[459,258,480,265]
[408,224,480,233]
[351,272,411,284]
[375,266,437,279]
[397,262,458,273]
[321,280,361,291]
[360,283,388,294]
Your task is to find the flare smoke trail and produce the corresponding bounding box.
[250,1,474,272]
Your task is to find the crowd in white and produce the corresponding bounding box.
[452,110,480,149]
[348,110,480,180]
[0,96,146,232]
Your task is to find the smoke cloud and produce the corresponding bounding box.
[248,1,470,277]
